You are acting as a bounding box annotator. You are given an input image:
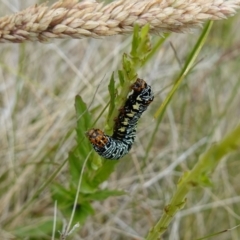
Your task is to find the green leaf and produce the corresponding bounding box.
[91,161,118,187]
[74,95,92,160]
[107,73,116,126]
[130,24,151,68]
[76,177,98,194]
[59,201,95,225]
[68,150,82,183]
[131,24,140,57]
[118,70,125,86]
[72,95,94,183]
[75,95,92,141]
[69,202,95,225]
[140,24,150,40]
[68,149,97,188]
[12,218,62,239]
[85,189,126,201]
[90,156,102,171]
[51,183,75,207]
[122,53,132,78]
[51,182,96,225]
[198,172,213,187]
[138,24,151,58]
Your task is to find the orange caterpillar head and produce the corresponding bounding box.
[86,129,109,148]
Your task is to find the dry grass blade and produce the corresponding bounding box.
[0,0,240,43]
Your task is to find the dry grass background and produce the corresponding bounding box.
[1,0,240,240]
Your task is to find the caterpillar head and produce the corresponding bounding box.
[131,78,146,93]
[86,129,108,148]
[131,78,154,105]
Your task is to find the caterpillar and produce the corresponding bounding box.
[86,78,154,160]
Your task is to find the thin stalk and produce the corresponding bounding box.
[146,124,240,239]
[144,21,213,163]
[154,21,213,119]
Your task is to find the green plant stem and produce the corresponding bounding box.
[143,21,213,163]
[146,124,240,240]
[154,21,213,119]
[142,33,170,66]
[108,25,169,132]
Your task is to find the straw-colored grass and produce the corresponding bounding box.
[0,0,240,43]
[1,1,240,240]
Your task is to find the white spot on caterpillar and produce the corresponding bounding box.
[133,102,140,110]
[119,127,126,132]
[126,112,134,117]
[136,95,142,101]
[122,118,129,125]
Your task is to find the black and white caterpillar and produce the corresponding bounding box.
[86,78,154,160]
